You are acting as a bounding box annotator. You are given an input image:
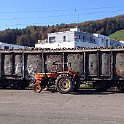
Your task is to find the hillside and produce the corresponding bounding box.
[0,14,124,47]
[109,29,124,41]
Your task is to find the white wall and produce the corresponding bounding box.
[0,42,25,49]
[93,34,110,47]
[75,41,98,48]
[35,41,75,49]
[48,31,74,43]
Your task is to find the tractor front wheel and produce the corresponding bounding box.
[33,83,42,93]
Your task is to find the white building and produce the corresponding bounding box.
[93,34,110,47]
[119,40,124,46]
[110,39,124,47]
[35,28,111,49]
[0,42,25,49]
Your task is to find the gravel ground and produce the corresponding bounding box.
[0,89,124,124]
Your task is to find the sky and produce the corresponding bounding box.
[0,0,124,30]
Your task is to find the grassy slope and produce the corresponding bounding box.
[109,29,124,41]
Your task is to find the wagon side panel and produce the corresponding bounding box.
[66,53,84,75]
[86,52,98,76]
[116,52,124,79]
[26,54,42,76]
[44,53,63,72]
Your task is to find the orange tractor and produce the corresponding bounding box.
[33,62,80,94]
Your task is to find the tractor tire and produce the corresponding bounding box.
[33,83,42,93]
[56,75,74,94]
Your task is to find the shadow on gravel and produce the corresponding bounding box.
[0,87,33,91]
[71,88,124,95]
[0,87,124,95]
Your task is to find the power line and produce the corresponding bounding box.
[0,7,124,29]
[0,9,124,21]
[0,14,76,21]
[79,9,124,16]
[78,6,124,11]
[0,5,124,14]
[0,9,74,14]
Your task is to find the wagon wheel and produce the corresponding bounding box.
[18,85,27,90]
[2,85,8,89]
[33,83,42,93]
[117,82,124,92]
[56,75,74,94]
[93,81,108,92]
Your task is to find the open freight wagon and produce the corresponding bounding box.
[0,48,124,93]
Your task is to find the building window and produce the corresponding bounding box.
[4,46,9,49]
[106,39,108,47]
[90,37,92,41]
[83,36,85,40]
[49,37,55,43]
[93,39,96,43]
[63,36,66,42]
[89,39,96,44]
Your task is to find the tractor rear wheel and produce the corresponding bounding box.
[33,83,42,93]
[56,75,74,94]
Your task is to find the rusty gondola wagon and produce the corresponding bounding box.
[0,47,124,93]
